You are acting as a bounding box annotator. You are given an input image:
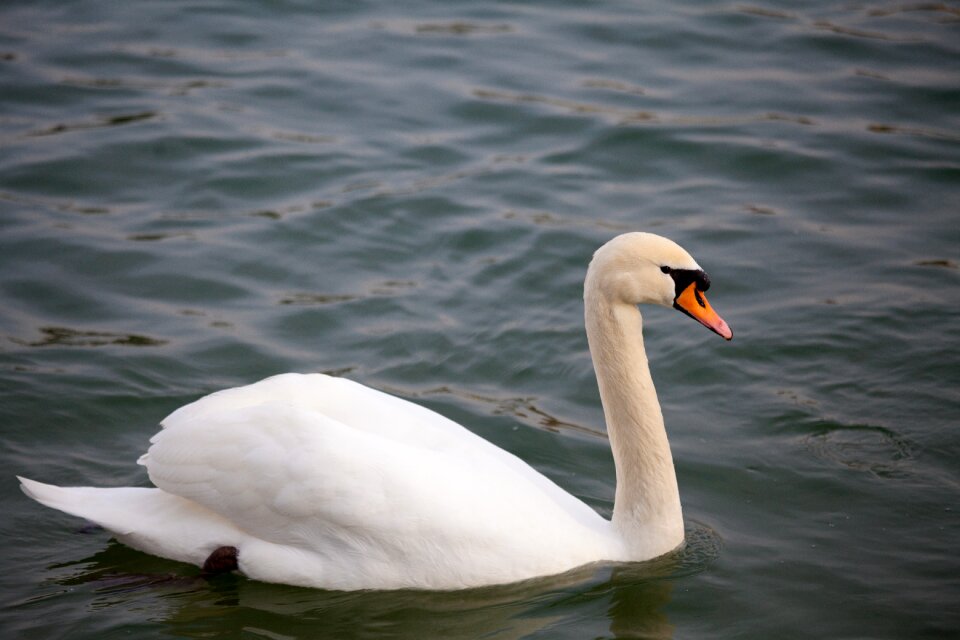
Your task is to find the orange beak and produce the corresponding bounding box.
[674,282,733,340]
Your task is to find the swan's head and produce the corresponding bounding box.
[586,232,733,340]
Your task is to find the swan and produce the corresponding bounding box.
[19,232,732,591]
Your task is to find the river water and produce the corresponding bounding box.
[1,1,958,638]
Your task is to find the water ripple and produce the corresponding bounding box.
[803,421,915,479]
[26,111,157,138]
[11,327,168,348]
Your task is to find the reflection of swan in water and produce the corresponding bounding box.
[20,233,731,591]
[49,524,721,639]
[51,540,694,640]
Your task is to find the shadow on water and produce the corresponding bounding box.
[39,521,720,639]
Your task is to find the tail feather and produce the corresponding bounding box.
[17,476,246,567]
[18,476,142,535]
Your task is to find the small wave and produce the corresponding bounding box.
[11,327,168,348]
[279,293,357,306]
[27,111,157,138]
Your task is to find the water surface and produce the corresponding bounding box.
[1,1,958,638]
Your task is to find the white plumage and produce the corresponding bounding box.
[20,232,732,591]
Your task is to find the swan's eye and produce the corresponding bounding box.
[660,266,671,274]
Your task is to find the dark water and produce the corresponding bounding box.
[1,0,958,638]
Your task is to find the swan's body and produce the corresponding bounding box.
[20,232,731,591]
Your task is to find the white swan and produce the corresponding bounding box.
[19,232,732,591]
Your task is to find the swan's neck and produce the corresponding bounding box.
[585,294,684,558]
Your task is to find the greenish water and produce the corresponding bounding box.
[1,0,958,638]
